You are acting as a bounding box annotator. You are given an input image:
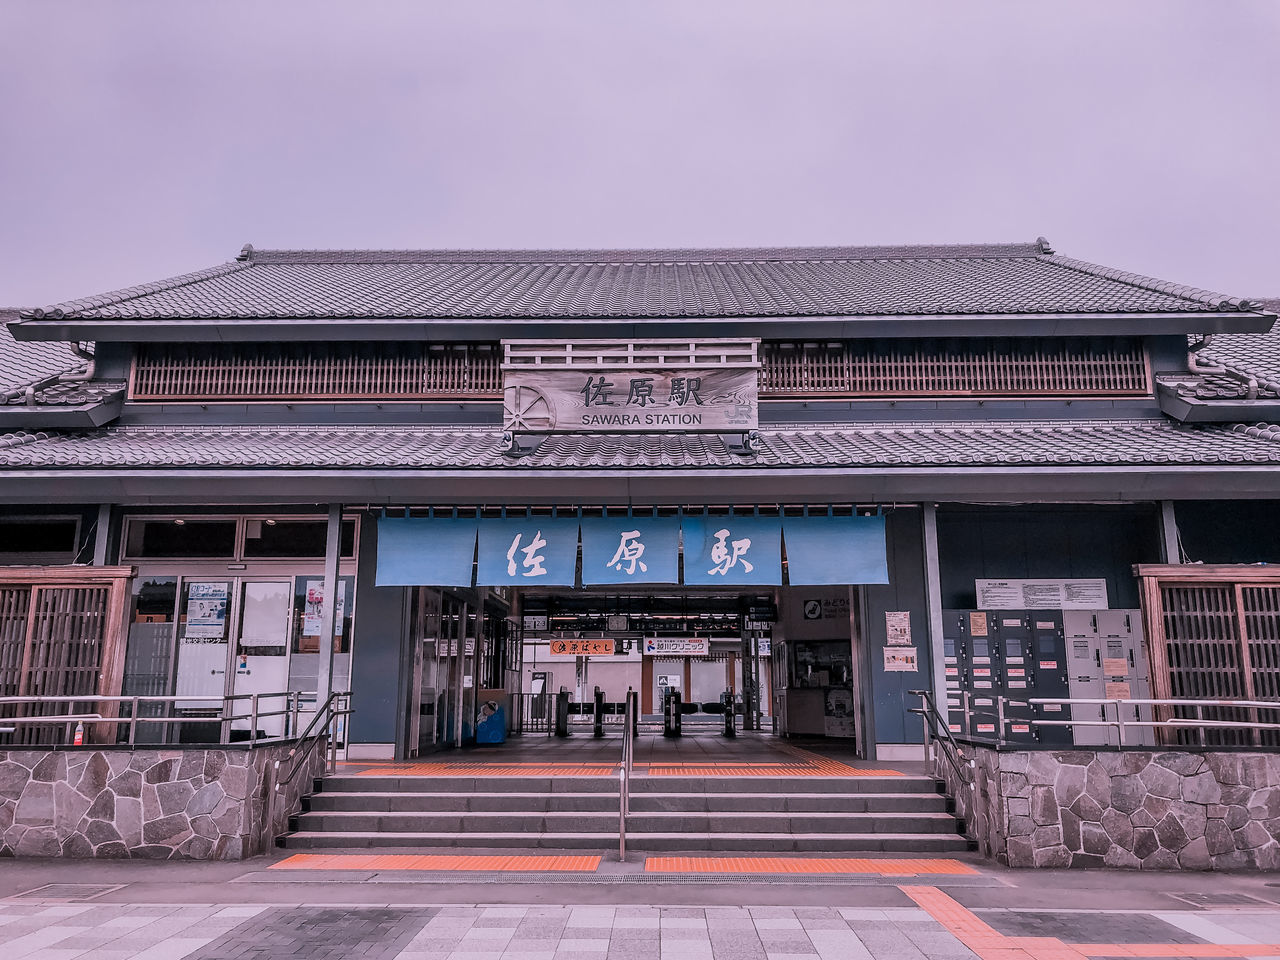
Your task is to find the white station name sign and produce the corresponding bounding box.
[643,637,710,656]
[502,339,759,435]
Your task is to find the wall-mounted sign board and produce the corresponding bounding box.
[549,639,615,656]
[643,637,710,656]
[976,578,1109,610]
[502,339,760,434]
[504,368,757,433]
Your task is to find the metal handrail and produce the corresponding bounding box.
[970,694,1280,748]
[0,691,312,746]
[909,688,973,785]
[618,690,635,861]
[276,691,352,790]
[268,691,352,845]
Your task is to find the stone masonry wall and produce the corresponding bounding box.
[935,747,1280,870]
[0,740,327,860]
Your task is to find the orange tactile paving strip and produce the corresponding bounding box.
[644,763,902,776]
[901,885,1280,960]
[354,763,617,777]
[645,857,977,876]
[270,853,601,872]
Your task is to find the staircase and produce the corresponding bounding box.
[281,771,972,853]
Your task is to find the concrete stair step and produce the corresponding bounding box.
[320,776,620,794]
[629,793,950,813]
[280,831,972,853]
[293,810,963,835]
[320,775,940,795]
[306,792,620,813]
[305,790,948,815]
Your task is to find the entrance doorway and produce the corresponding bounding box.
[398,586,867,759]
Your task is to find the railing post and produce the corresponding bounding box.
[250,694,259,743]
[996,696,1006,746]
[618,768,626,861]
[1115,699,1126,748]
[129,697,139,746]
[918,690,932,769]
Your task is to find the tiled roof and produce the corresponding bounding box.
[17,241,1266,322]
[0,310,87,393]
[1199,298,1280,393]
[1,420,1279,470]
[0,379,127,408]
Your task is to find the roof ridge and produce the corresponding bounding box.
[1040,253,1258,312]
[237,240,1050,266]
[20,261,250,320]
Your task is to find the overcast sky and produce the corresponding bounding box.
[1,0,1277,308]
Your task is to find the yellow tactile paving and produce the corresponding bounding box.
[901,885,1280,960]
[644,856,977,875]
[270,853,601,871]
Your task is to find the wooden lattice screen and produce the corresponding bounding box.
[0,568,134,746]
[131,342,503,400]
[761,337,1149,397]
[132,337,1150,402]
[1135,565,1280,747]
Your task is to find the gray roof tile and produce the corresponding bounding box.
[1,419,1279,470]
[1199,299,1280,393]
[19,241,1265,323]
[0,310,87,392]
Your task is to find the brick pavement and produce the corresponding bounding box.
[2,895,1279,960]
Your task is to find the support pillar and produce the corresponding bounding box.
[315,504,342,705]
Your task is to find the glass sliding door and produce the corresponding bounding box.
[232,579,293,737]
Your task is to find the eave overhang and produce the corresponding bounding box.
[1157,382,1280,423]
[0,464,1277,506]
[0,393,124,429]
[8,311,1276,343]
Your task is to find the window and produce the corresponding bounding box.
[126,519,237,559]
[243,519,357,559]
[0,517,81,563]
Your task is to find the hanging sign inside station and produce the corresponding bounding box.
[502,339,760,434]
[549,639,615,656]
[643,637,710,656]
[976,578,1109,610]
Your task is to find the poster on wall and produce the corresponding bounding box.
[885,611,912,646]
[303,580,347,637]
[976,578,1109,610]
[183,582,228,639]
[883,647,919,673]
[823,687,855,737]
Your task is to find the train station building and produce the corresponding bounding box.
[2,240,1280,864]
[2,239,1279,760]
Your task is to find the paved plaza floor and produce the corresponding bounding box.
[2,851,1280,960]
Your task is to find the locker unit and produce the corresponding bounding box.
[945,609,1002,742]
[1064,609,1153,746]
[994,612,1037,744]
[997,611,1074,745]
[1025,612,1073,745]
[940,616,967,737]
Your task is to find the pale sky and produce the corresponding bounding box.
[1,0,1277,308]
